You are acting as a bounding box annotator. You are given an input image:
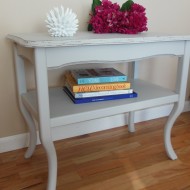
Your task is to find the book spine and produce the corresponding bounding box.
[74,89,133,98]
[73,83,131,92]
[75,92,137,104]
[77,76,127,84]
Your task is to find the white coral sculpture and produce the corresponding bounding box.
[45,6,79,37]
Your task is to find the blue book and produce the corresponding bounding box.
[70,68,127,84]
[63,86,137,104]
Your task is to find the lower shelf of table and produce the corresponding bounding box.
[21,79,179,127]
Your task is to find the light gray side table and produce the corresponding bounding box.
[7,32,190,190]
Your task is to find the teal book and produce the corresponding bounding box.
[70,68,127,84]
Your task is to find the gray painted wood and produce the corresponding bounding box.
[8,32,190,190]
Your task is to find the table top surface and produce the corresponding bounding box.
[7,31,190,48]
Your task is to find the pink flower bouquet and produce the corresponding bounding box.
[88,0,148,34]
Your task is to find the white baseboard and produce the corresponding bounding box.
[1,101,190,153]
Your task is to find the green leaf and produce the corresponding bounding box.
[91,0,101,13]
[120,0,134,11]
[88,0,101,31]
[88,24,93,31]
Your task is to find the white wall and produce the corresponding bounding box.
[0,0,190,138]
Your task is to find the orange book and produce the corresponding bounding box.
[64,72,131,92]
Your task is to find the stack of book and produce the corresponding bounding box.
[63,68,137,104]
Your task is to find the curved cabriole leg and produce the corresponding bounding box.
[39,132,57,190]
[46,147,57,190]
[22,110,37,158]
[37,123,57,190]
[164,48,190,160]
[165,46,190,160]
[34,48,57,190]
[13,45,37,158]
[128,111,135,132]
[164,103,180,160]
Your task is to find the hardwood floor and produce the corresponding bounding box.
[1,112,190,190]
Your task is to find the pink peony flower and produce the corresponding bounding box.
[126,3,148,33]
[89,0,121,33]
[89,0,148,34]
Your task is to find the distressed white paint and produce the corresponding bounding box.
[7,32,190,47]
